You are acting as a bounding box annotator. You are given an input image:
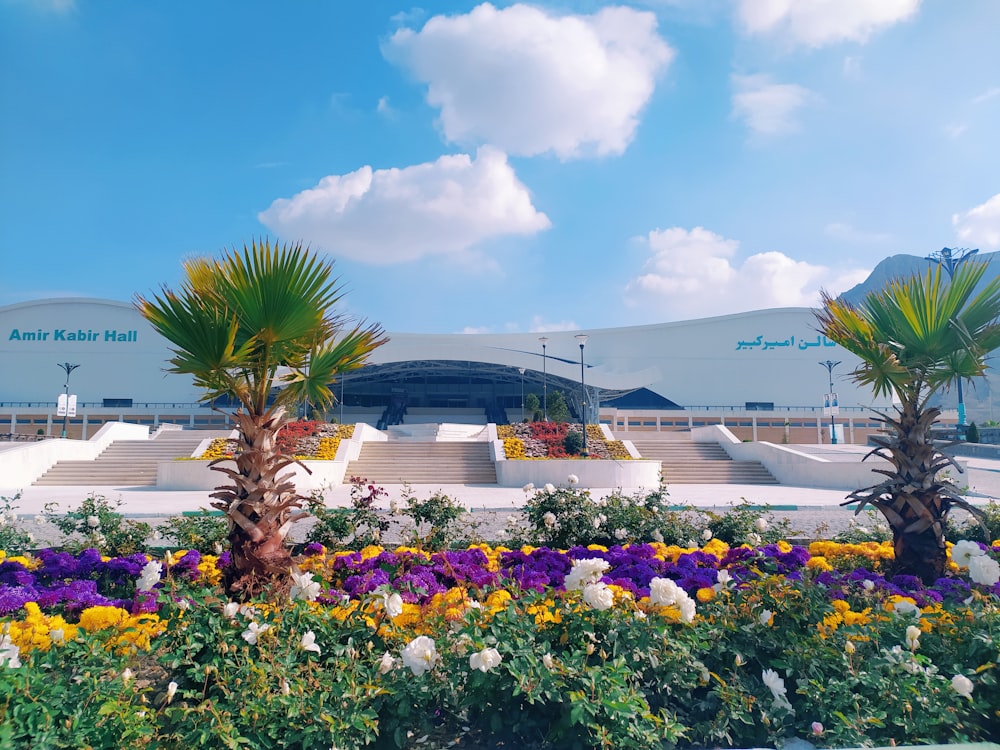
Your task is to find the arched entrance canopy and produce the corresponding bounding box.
[336,359,640,412]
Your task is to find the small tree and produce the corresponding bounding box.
[137,239,387,596]
[816,260,1000,582]
[524,393,540,422]
[547,390,571,423]
[966,421,980,443]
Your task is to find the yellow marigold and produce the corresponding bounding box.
[468,543,503,572]
[3,554,40,570]
[702,538,730,559]
[359,545,385,561]
[776,540,793,554]
[392,602,423,629]
[392,545,431,560]
[696,587,716,603]
[314,437,341,460]
[197,554,222,586]
[78,605,130,632]
[503,437,526,459]
[807,556,833,572]
[586,544,609,552]
[831,599,851,614]
[526,598,562,626]
[484,589,513,614]
[842,609,871,626]
[496,424,516,440]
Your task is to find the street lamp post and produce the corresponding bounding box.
[339,375,345,425]
[575,334,589,456]
[819,360,841,445]
[538,336,549,421]
[926,246,979,436]
[57,362,80,439]
[518,367,525,421]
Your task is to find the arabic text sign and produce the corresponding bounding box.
[735,334,838,351]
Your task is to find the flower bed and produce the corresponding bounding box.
[1,538,998,748]
[498,422,627,459]
[195,421,355,461]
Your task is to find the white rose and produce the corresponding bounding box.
[583,582,614,611]
[968,554,1000,586]
[542,512,558,529]
[904,624,921,651]
[544,483,555,493]
[702,529,713,541]
[401,636,439,676]
[952,540,986,568]
[469,647,502,673]
[754,517,769,532]
[565,558,610,590]
[86,515,100,529]
[951,674,974,698]
[378,651,396,674]
[382,591,404,619]
[567,474,579,485]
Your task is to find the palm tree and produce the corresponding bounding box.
[816,260,1000,582]
[136,239,387,595]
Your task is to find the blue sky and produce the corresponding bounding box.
[2,0,999,334]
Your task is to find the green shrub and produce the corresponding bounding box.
[305,478,389,549]
[966,421,980,443]
[702,500,797,546]
[563,429,583,455]
[399,487,467,550]
[0,494,35,555]
[158,511,229,553]
[42,493,150,556]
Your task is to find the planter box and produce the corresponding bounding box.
[495,458,661,489]
[156,459,349,491]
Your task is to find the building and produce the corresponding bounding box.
[1,297,897,442]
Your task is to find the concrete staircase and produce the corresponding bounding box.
[346,442,497,485]
[628,436,779,485]
[33,429,231,487]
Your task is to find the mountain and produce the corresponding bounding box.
[836,249,999,425]
[839,250,999,307]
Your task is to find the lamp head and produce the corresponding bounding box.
[575,334,589,347]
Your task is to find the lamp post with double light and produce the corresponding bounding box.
[819,360,841,445]
[538,336,549,421]
[57,362,80,439]
[518,367,525,421]
[575,334,589,456]
[926,246,979,436]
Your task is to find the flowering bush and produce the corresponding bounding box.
[0,488,1000,749]
[196,422,355,461]
[501,422,629,460]
[2,520,1000,747]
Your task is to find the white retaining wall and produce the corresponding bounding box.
[690,424,968,491]
[0,422,151,491]
[155,422,387,491]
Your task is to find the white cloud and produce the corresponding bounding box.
[735,0,920,47]
[376,96,396,118]
[953,193,1000,248]
[258,146,551,264]
[732,74,814,136]
[972,87,1000,104]
[384,3,673,159]
[529,316,579,333]
[624,226,870,319]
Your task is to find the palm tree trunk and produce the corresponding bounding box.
[209,407,303,597]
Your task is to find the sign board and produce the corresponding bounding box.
[56,394,77,417]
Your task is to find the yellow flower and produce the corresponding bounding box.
[806,556,833,572]
[696,587,716,603]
